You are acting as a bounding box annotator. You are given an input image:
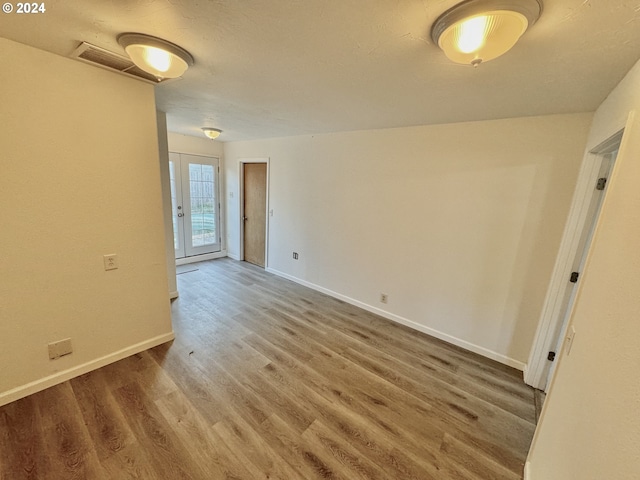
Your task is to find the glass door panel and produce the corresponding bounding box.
[169,153,221,259]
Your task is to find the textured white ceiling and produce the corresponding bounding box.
[1,0,639,141]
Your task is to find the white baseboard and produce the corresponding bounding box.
[0,331,175,407]
[266,267,525,371]
[524,461,531,479]
[169,290,179,300]
[176,250,227,266]
[227,252,240,261]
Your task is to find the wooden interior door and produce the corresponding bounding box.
[243,163,267,267]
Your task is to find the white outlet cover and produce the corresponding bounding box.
[103,254,118,271]
[48,338,73,360]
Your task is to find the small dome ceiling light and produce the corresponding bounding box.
[431,0,542,67]
[117,33,194,79]
[202,128,222,140]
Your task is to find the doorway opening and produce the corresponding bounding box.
[169,153,221,262]
[526,130,622,391]
[240,160,268,268]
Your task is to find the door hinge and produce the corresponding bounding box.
[570,272,580,283]
[548,351,556,362]
[596,177,607,190]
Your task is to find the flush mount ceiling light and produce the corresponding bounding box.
[202,128,222,140]
[431,0,542,67]
[117,33,194,79]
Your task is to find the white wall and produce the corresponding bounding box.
[224,114,592,367]
[157,112,178,298]
[168,132,224,157]
[0,38,173,405]
[527,59,640,479]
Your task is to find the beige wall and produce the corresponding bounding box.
[224,113,592,367]
[527,58,640,479]
[168,132,224,157]
[0,38,173,405]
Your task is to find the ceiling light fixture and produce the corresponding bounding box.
[202,128,222,140]
[431,0,542,67]
[117,33,194,79]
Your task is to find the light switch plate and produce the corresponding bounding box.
[565,326,576,356]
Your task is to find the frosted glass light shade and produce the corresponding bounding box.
[202,128,222,139]
[431,0,542,66]
[118,33,194,78]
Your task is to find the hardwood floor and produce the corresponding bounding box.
[0,258,536,479]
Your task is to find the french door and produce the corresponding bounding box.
[169,153,221,259]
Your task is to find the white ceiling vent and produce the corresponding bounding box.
[70,42,178,84]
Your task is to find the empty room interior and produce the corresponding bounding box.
[1,1,639,479]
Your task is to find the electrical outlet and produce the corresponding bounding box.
[103,254,118,271]
[48,338,73,360]
[380,293,388,304]
[293,252,299,260]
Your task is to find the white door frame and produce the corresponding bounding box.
[238,157,270,267]
[525,127,625,390]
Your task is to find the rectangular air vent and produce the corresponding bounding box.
[70,42,178,84]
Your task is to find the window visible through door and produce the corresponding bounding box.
[169,153,221,259]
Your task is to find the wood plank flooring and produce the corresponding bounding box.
[0,258,536,479]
